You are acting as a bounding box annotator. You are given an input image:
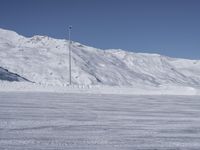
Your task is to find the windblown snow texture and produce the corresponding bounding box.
[0,93,200,149]
[0,28,200,87]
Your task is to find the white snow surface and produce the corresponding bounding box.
[1,93,200,149]
[0,28,200,94]
[0,81,200,95]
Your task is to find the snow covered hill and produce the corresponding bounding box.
[0,28,200,88]
[0,67,29,82]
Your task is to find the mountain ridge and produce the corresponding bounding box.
[0,28,200,88]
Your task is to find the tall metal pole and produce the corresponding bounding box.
[68,26,72,85]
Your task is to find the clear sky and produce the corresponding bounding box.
[0,0,200,59]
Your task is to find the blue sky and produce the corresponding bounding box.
[0,0,200,59]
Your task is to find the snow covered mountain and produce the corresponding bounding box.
[0,28,200,88]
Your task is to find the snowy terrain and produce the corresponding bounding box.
[1,28,200,149]
[0,92,200,149]
[0,28,200,93]
[0,67,28,82]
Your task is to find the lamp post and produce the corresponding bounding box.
[68,25,72,85]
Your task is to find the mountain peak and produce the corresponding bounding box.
[0,28,200,87]
[0,28,24,43]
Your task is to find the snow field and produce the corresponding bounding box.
[0,93,200,149]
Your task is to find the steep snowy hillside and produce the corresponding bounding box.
[0,28,200,87]
[0,67,29,82]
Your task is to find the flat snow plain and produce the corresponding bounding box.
[0,92,200,150]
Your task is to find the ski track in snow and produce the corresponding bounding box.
[0,92,200,150]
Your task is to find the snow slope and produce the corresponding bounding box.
[0,67,29,82]
[0,28,200,88]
